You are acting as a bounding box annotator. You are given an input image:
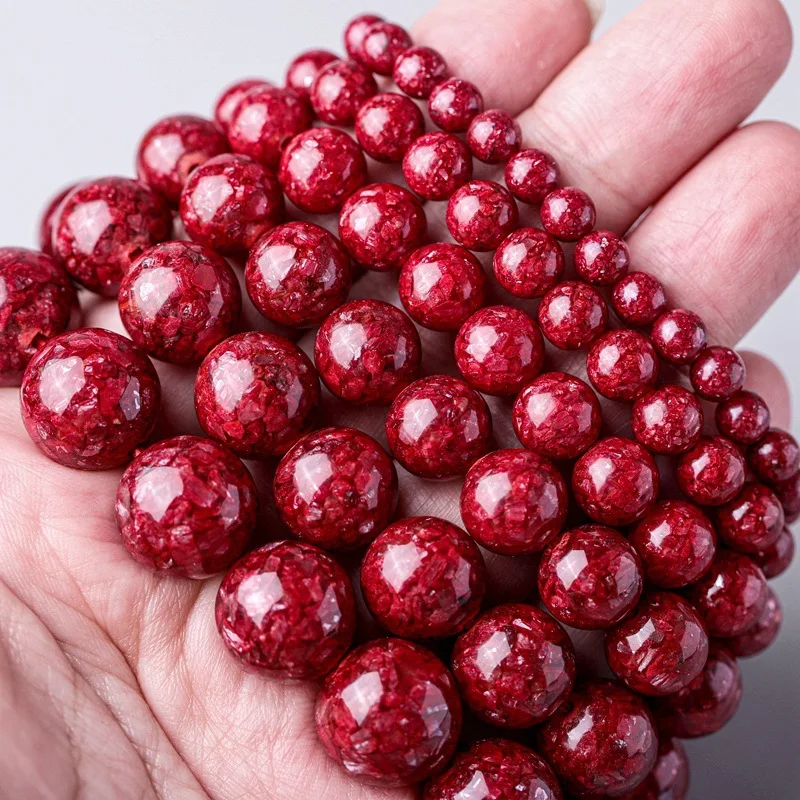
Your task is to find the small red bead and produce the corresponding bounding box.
[537,281,608,350]
[773,470,800,523]
[651,309,707,365]
[213,78,271,133]
[38,182,81,257]
[748,428,800,484]
[428,78,484,132]
[690,346,746,401]
[716,482,784,554]
[403,132,473,201]
[343,13,383,62]
[677,436,746,506]
[315,299,422,405]
[631,384,704,455]
[355,92,425,162]
[360,21,412,75]
[574,230,630,285]
[310,59,378,126]
[285,49,338,100]
[587,329,659,401]
[446,180,519,251]
[728,587,782,658]
[621,737,690,800]
[466,109,522,163]
[504,148,559,205]
[493,227,565,299]
[715,390,770,445]
[540,187,596,241]
[393,45,448,99]
[752,525,795,579]
[612,271,667,327]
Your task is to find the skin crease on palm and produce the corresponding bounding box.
[0,0,798,796]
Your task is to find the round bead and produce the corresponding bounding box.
[622,737,690,800]
[343,13,383,62]
[403,132,473,201]
[690,346,746,401]
[38,182,80,257]
[537,681,658,798]
[279,127,367,214]
[446,180,519,251]
[493,227,564,299]
[612,272,667,327]
[716,482,784,554]
[513,371,602,460]
[310,59,378,126]
[727,587,782,658]
[428,78,483,132]
[748,428,800,484]
[677,436,746,506]
[52,177,171,297]
[195,332,319,458]
[540,187,596,241]
[386,375,492,479]
[314,299,421,404]
[587,329,659,401]
[398,243,487,331]
[715,390,770,445]
[752,525,795,579]
[354,92,425,162]
[315,638,462,786]
[605,592,709,696]
[393,45,448,99]
[20,328,160,470]
[216,540,356,679]
[454,305,544,396]
[115,435,257,578]
[574,230,630,286]
[504,148,559,205]
[538,525,644,629]
[360,21,412,75]
[285,49,338,100]
[466,109,521,163]
[651,309,707,365]
[0,247,77,386]
[774,470,800,523]
[213,78,270,133]
[538,281,608,350]
[245,221,351,327]
[631,384,704,455]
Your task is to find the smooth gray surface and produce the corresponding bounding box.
[0,1,797,797]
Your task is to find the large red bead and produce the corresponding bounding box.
[493,227,565,299]
[428,78,483,132]
[748,428,800,484]
[360,21,412,75]
[677,436,746,506]
[540,187,596,241]
[752,525,795,579]
[611,272,667,327]
[446,180,519,252]
[466,109,522,164]
[310,59,377,126]
[651,309,707,365]
[285,49,338,100]
[715,390,770,445]
[354,92,425,162]
[690,346,746,401]
[393,46,448,99]
[716,482,784,554]
[587,329,659,401]
[727,586,782,658]
[403,132,473,201]
[538,281,608,351]
[213,78,271,133]
[574,230,630,285]
[504,148,559,205]
[631,384,704,455]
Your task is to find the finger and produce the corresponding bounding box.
[517,0,793,231]
[739,350,792,430]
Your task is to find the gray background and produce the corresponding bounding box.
[0,1,797,797]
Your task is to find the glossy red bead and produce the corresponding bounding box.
[715,390,770,445]
[446,180,519,252]
[611,272,667,327]
[677,436,746,506]
[360,21,412,75]
[748,428,800,484]
[213,78,271,133]
[504,148,559,205]
[310,59,378,126]
[285,49,338,100]
[631,385,704,454]
[540,187,596,242]
[38,182,81,257]
[573,229,630,286]
[587,329,659,401]
[354,92,425,162]
[428,78,484,132]
[690,346,746,401]
[393,45,448,99]
[403,132,473,201]
[752,525,795,578]
[343,13,383,62]
[493,227,564,299]
[727,586,782,658]
[651,309,707,365]
[115,435,257,578]
[466,110,521,163]
[774,470,800,523]
[216,540,356,679]
[538,281,608,351]
[620,737,690,800]
[716,482,784,554]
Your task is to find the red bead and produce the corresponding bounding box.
[361,516,486,639]
[652,645,742,738]
[621,737,690,800]
[774,470,800,522]
[274,426,397,551]
[428,78,484,132]
[195,332,319,458]
[538,525,644,629]
[279,127,367,214]
[572,437,659,526]
[38,182,80,257]
[727,586,782,658]
[393,45,448,99]
[136,114,229,205]
[398,243,487,331]
[403,132,473,201]
[115,435,257,578]
[504,148,559,205]
[493,227,565,299]
[354,92,425,162]
[227,85,312,169]
[716,482,784,554]
[343,13,383,62]
[651,309,707,365]
[338,183,427,271]
[315,299,421,404]
[752,525,795,579]
[537,681,658,798]
[538,281,608,351]
[540,187,596,241]
[315,638,462,786]
[677,435,746,506]
[52,177,171,297]
[612,272,667,327]
[216,541,356,679]
[748,428,800,484]
[285,49,338,100]
[310,59,377,126]
[574,230,630,285]
[715,390,770,445]
[460,449,567,555]
[631,385,704,455]
[687,550,768,638]
[466,110,522,164]
[587,329,659,401]
[630,501,717,589]
[245,221,351,327]
[20,328,160,470]
[690,346,746,401]
[386,375,492,479]
[513,371,602,460]
[360,21,412,75]
[0,247,77,386]
[119,241,241,365]
[454,305,544,396]
[446,180,519,251]
[213,78,271,133]
[605,592,709,696]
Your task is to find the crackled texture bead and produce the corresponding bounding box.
[621,738,690,800]
[574,230,630,286]
[573,437,659,526]
[344,13,383,62]
[538,681,658,798]
[451,604,575,728]
[355,93,425,162]
[274,426,397,551]
[227,85,312,169]
[631,385,704,455]
[630,501,717,589]
[460,449,567,555]
[605,592,709,696]
[587,329,659,401]
[315,638,462,786]
[315,299,421,405]
[454,306,544,396]
[538,525,644,630]
[687,550,768,638]
[279,127,367,214]
[493,227,564,299]
[540,187,596,242]
[361,516,486,639]
[115,435,257,578]
[538,281,608,351]
[429,78,483,132]
[753,526,795,578]
[423,739,563,800]
[245,221,351,327]
[651,309,707,365]
[180,153,285,254]
[338,183,426,271]
[690,346,746,401]
[386,375,492,479]
[715,390,770,445]
[38,183,80,257]
[136,114,229,205]
[285,49,338,100]
[677,436,746,506]
[504,149,559,205]
[774,471,800,523]
[748,428,800,484]
[195,332,319,458]
[652,646,742,739]
[513,372,602,460]
[612,272,667,327]
[20,328,160,470]
[360,21,412,75]
[466,110,521,164]
[213,78,271,133]
[446,180,518,252]
[727,587,782,658]
[310,59,378,126]
[393,45,448,99]
[52,177,171,297]
[716,483,784,554]
[0,247,78,386]
[216,540,355,679]
[398,243,486,331]
[403,132,472,201]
